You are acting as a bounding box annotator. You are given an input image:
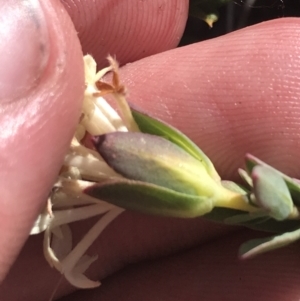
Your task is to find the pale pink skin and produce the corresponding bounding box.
[0,1,300,300]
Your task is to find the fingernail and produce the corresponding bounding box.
[0,1,49,103]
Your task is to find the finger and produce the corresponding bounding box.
[62,230,300,301]
[0,0,84,280]
[61,0,189,68]
[119,18,300,180]
[2,18,300,300]
[1,213,236,300]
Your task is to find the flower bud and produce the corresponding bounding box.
[85,132,255,217]
[94,132,222,197]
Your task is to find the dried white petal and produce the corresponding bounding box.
[34,55,133,289]
[61,208,124,275]
[30,213,52,234]
[82,98,116,135]
[65,254,100,288]
[51,224,73,260]
[84,53,113,84]
[73,254,98,274]
[65,269,100,289]
[84,55,98,85]
[43,228,62,271]
[74,123,86,142]
[94,97,128,132]
[51,226,64,239]
[64,152,121,181]
[50,204,116,228]
[59,166,81,180]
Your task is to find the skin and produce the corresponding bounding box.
[0,0,300,300]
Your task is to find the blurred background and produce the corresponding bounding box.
[181,0,300,45]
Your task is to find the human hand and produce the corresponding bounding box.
[1,1,300,300]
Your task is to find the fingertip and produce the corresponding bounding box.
[62,0,189,68]
[118,18,300,179]
[0,0,84,279]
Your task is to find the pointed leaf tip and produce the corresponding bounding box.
[245,154,300,206]
[252,166,294,221]
[85,179,214,218]
[239,228,300,259]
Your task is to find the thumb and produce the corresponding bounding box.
[0,1,84,280]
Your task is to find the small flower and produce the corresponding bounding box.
[31,55,133,288]
[31,54,300,290]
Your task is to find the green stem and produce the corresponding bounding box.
[214,189,258,213]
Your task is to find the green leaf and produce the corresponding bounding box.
[131,108,220,182]
[238,168,253,188]
[204,207,300,233]
[221,180,248,194]
[93,132,222,197]
[84,179,213,218]
[245,154,300,206]
[224,211,269,225]
[252,166,294,221]
[239,228,300,259]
